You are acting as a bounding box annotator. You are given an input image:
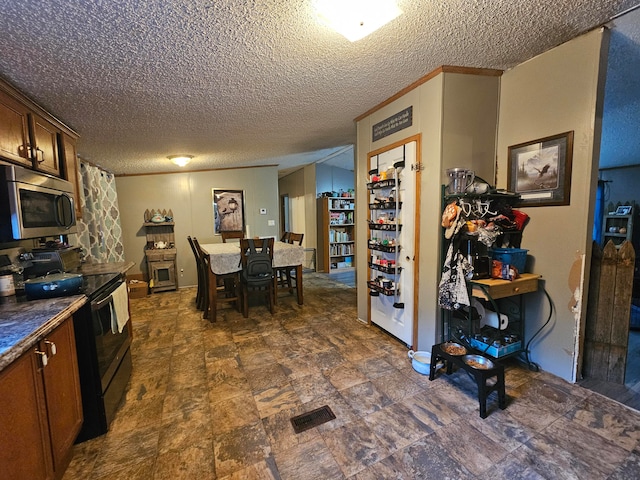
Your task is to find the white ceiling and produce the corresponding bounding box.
[600,7,640,169]
[0,0,638,176]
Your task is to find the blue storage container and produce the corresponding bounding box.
[491,248,528,274]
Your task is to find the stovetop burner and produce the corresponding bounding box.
[81,272,123,299]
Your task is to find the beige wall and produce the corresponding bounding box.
[496,28,608,381]
[356,29,607,383]
[116,166,279,287]
[279,167,305,243]
[442,74,500,183]
[356,72,500,350]
[278,164,318,269]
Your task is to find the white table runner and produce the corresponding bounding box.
[200,241,304,275]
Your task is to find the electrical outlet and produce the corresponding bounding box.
[260,208,267,214]
[268,220,275,226]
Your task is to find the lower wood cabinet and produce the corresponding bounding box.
[148,257,177,292]
[0,316,83,480]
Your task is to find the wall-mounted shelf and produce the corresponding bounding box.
[602,213,633,247]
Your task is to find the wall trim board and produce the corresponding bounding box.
[366,133,422,159]
[354,66,502,122]
[115,164,278,177]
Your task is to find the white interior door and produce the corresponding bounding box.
[368,141,417,346]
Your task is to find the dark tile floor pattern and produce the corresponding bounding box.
[578,329,640,411]
[63,273,640,479]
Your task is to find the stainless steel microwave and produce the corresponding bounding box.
[0,164,77,241]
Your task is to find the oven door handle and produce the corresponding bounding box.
[92,293,113,311]
[91,279,124,311]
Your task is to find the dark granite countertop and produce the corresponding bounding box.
[0,295,87,370]
[0,261,135,372]
[76,261,135,276]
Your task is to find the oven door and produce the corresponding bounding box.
[91,281,131,392]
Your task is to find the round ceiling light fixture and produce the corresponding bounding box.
[314,0,402,42]
[168,155,194,167]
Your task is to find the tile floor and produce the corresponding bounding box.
[63,273,640,479]
[577,330,640,412]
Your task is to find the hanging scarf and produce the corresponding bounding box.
[438,241,472,310]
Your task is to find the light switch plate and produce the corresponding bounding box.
[268,220,275,226]
[260,208,267,214]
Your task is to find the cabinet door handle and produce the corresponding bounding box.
[44,340,57,356]
[18,144,29,158]
[35,349,48,367]
[36,147,45,163]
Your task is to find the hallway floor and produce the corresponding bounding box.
[578,329,640,412]
[63,274,640,479]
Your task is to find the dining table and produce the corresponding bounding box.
[200,241,305,320]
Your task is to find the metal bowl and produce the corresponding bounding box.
[441,342,467,356]
[462,354,495,370]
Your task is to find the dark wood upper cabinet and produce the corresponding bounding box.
[0,89,32,167]
[29,112,61,176]
[0,79,82,213]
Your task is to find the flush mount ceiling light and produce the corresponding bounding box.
[168,155,193,167]
[314,0,403,42]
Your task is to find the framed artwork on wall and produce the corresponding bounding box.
[507,131,574,207]
[212,189,245,234]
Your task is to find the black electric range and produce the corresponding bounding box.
[81,272,123,299]
[72,271,133,442]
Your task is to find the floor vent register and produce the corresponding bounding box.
[290,405,336,433]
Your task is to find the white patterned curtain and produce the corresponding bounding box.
[76,162,125,262]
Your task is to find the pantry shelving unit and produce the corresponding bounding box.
[364,140,418,348]
[367,168,404,303]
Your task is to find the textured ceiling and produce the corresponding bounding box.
[0,0,638,175]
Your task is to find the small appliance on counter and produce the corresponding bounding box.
[0,246,34,294]
[24,246,82,277]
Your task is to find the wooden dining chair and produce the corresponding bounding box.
[276,233,304,296]
[288,233,304,246]
[221,231,244,243]
[239,237,275,317]
[187,236,205,310]
[194,237,240,321]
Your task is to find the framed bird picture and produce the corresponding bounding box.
[507,131,574,207]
